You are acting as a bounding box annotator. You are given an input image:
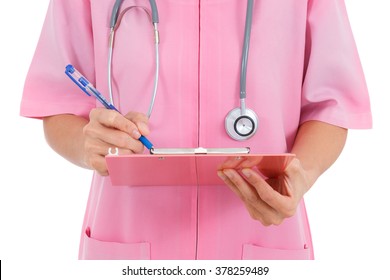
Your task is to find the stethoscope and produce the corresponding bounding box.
[109,0,258,141]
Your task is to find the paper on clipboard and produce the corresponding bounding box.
[106,152,295,187]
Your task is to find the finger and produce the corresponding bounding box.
[89,125,144,153]
[89,155,109,176]
[90,108,142,139]
[219,170,281,225]
[244,203,280,226]
[217,171,246,201]
[91,141,138,157]
[84,139,139,175]
[223,169,261,204]
[222,169,277,215]
[242,168,288,211]
[125,111,150,136]
[83,141,110,176]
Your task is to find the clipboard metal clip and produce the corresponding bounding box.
[150,147,250,155]
[194,147,208,154]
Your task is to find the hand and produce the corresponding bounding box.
[82,108,150,176]
[217,158,310,226]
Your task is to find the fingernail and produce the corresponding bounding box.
[242,169,251,178]
[223,170,234,179]
[217,171,227,180]
[132,129,141,139]
[138,122,150,135]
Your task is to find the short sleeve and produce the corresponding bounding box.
[301,0,372,129]
[20,0,96,119]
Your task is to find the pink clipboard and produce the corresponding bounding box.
[106,153,295,187]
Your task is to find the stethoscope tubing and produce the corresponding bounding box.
[108,0,257,140]
[240,0,254,114]
[108,0,160,118]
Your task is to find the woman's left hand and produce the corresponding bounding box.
[218,158,310,226]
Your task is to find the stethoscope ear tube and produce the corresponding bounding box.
[240,0,254,100]
[149,0,159,23]
[110,0,123,28]
[111,0,158,26]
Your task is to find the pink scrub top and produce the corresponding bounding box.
[21,0,372,260]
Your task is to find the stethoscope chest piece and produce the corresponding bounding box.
[223,0,258,141]
[225,107,258,141]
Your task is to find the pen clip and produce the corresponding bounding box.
[65,65,91,96]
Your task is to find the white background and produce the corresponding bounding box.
[0,1,389,279]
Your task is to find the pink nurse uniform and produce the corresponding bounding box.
[21,0,372,260]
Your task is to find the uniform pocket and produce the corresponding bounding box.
[242,244,312,260]
[81,230,150,260]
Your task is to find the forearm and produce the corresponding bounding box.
[43,114,90,169]
[291,120,348,192]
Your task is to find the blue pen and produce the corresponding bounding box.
[65,64,154,150]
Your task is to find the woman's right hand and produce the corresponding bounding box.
[82,108,150,175]
[43,110,150,176]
